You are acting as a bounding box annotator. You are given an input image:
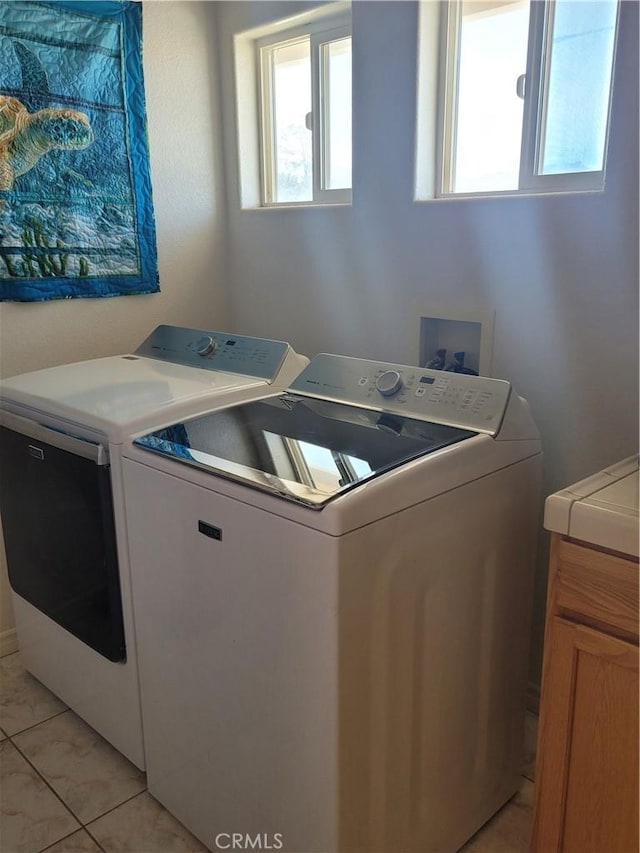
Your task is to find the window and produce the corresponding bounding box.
[258,19,352,206]
[427,0,619,197]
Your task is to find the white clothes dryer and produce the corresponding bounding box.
[0,326,308,769]
[122,354,543,851]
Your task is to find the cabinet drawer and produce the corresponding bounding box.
[555,538,639,639]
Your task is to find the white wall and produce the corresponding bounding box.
[0,1,228,648]
[215,0,639,686]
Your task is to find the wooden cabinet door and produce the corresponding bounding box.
[533,617,639,853]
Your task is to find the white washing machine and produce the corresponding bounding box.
[0,326,308,769]
[122,354,543,852]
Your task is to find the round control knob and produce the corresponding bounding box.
[196,336,217,357]
[376,370,403,397]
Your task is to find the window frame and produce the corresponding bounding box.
[435,0,620,199]
[435,0,462,196]
[257,16,352,207]
[518,0,620,193]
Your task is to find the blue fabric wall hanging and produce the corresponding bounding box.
[0,0,159,301]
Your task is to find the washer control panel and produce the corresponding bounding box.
[135,325,290,380]
[290,354,511,435]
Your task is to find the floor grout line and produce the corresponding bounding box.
[8,736,87,828]
[82,822,110,853]
[83,787,150,829]
[1,705,69,738]
[7,733,147,852]
[38,825,107,853]
[34,828,77,853]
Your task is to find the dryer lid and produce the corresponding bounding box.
[133,393,475,508]
[0,326,298,441]
[0,356,263,439]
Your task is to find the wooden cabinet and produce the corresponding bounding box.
[531,535,639,853]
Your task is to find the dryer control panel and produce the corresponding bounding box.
[135,325,290,380]
[289,354,511,435]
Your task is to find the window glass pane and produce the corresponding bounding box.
[297,441,370,490]
[539,0,617,175]
[324,37,352,190]
[452,0,530,193]
[272,38,312,203]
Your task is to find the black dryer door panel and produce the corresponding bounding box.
[0,425,126,662]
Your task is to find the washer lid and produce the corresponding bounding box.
[0,355,263,439]
[133,393,475,508]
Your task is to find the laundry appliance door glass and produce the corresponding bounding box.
[0,425,125,662]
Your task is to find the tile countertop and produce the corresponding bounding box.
[544,455,639,558]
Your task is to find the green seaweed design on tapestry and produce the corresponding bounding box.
[0,217,89,278]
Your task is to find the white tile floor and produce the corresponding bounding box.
[1,650,537,853]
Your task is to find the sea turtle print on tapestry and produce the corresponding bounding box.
[0,97,95,191]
